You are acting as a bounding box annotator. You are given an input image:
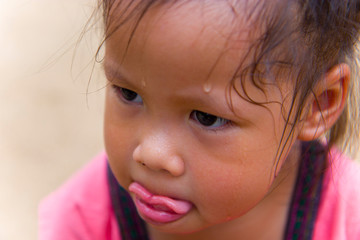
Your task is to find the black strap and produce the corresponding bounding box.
[107,164,149,240]
[283,141,327,240]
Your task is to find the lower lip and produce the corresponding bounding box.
[134,197,189,224]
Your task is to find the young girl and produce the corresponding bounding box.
[39,0,360,239]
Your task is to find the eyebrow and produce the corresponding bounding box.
[104,60,131,85]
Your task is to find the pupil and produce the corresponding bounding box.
[196,111,217,126]
[121,88,137,101]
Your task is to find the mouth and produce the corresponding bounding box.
[129,182,193,224]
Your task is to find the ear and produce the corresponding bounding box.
[297,64,350,141]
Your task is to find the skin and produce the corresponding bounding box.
[103,1,349,239]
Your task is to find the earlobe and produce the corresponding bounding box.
[298,64,350,141]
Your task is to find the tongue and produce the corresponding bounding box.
[129,182,192,214]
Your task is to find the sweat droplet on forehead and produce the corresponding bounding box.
[203,82,212,93]
[141,78,146,88]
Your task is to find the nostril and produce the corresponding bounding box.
[133,145,145,165]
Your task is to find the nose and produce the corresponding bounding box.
[133,131,185,177]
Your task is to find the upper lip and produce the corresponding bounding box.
[129,181,193,215]
[130,179,184,200]
[133,184,174,200]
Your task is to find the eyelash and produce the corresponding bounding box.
[112,85,143,104]
[190,110,232,131]
[111,85,233,131]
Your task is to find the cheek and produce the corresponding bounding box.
[104,101,135,187]
[188,147,276,222]
[104,124,130,185]
[192,167,273,222]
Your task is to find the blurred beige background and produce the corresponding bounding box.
[0,1,105,239]
[1,1,360,240]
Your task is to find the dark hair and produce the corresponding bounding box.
[95,0,360,160]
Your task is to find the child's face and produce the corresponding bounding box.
[104,1,299,234]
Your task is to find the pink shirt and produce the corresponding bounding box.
[39,152,120,240]
[39,150,360,239]
[313,150,360,239]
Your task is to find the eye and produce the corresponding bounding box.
[113,86,143,104]
[190,110,230,129]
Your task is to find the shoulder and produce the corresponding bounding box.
[38,152,120,240]
[313,148,360,240]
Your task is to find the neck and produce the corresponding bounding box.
[148,142,301,240]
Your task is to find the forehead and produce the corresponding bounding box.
[104,1,263,85]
